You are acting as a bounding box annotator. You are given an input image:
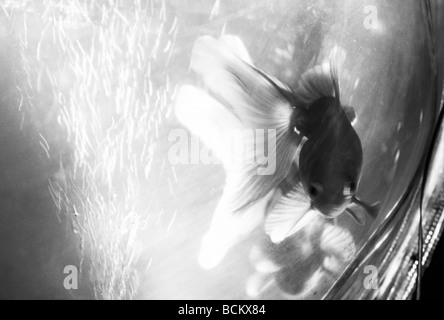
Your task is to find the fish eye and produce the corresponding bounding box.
[309,183,323,199]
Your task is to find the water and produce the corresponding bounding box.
[0,0,443,300]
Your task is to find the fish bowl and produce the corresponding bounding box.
[0,0,443,300]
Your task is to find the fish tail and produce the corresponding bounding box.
[198,187,274,269]
[188,35,299,213]
[183,36,303,268]
[219,35,254,65]
[174,85,246,172]
[190,35,293,132]
[190,35,253,96]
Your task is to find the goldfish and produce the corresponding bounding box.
[294,61,379,221]
[175,35,378,269]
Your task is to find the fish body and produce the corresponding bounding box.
[293,63,364,218]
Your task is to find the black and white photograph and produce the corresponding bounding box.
[0,0,443,304]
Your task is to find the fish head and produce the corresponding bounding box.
[299,113,363,219]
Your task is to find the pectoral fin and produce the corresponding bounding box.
[352,196,380,219]
[343,105,358,126]
[264,184,317,243]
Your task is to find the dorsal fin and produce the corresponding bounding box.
[295,46,347,107]
[343,105,357,125]
[328,46,347,105]
[294,63,334,106]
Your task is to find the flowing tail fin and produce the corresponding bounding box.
[175,35,303,268]
[190,35,300,214]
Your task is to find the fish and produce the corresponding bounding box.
[293,60,380,221]
[175,35,378,269]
